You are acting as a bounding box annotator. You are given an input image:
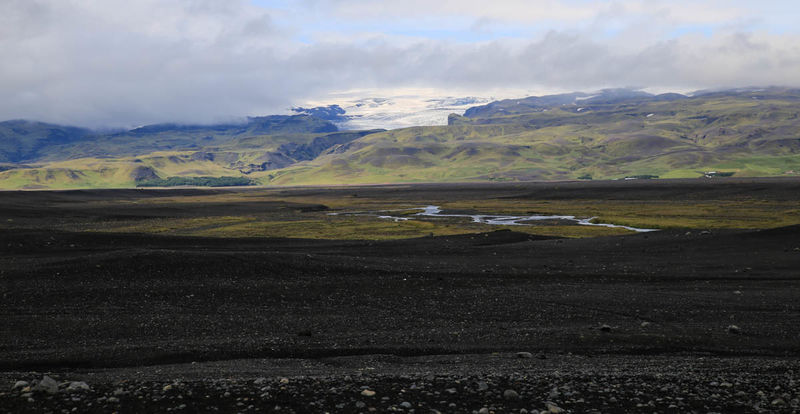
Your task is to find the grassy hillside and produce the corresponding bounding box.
[262,88,800,185]
[37,115,339,161]
[0,120,92,163]
[1,88,800,189]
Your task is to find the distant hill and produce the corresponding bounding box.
[0,120,92,163]
[1,88,799,189]
[462,89,682,118]
[0,115,384,189]
[265,87,800,185]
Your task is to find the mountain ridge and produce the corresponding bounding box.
[1,87,799,189]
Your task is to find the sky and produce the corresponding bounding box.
[2,0,800,128]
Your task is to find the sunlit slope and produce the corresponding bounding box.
[264,89,800,184]
[0,130,381,189]
[1,88,800,189]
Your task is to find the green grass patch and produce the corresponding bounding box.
[137,176,253,187]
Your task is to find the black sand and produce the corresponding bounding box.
[1,179,799,413]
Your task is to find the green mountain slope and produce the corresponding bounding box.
[1,88,800,189]
[0,120,92,163]
[0,115,384,189]
[38,115,339,162]
[263,88,800,185]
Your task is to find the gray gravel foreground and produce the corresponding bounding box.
[2,354,798,413]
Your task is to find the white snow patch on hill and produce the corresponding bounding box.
[295,88,539,130]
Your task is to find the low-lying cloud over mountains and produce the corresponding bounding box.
[2,0,800,128]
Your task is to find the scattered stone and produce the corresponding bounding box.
[727,325,741,334]
[12,381,29,391]
[478,408,490,414]
[355,401,366,408]
[476,381,489,391]
[516,352,533,359]
[548,387,560,399]
[66,381,90,392]
[503,389,519,400]
[279,378,290,384]
[32,376,59,394]
[361,389,376,397]
[400,401,412,408]
[599,324,612,332]
[546,402,564,413]
[640,321,651,328]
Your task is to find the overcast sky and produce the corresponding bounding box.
[2,0,800,128]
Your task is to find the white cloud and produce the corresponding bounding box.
[1,0,799,128]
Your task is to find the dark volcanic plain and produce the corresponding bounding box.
[1,179,800,413]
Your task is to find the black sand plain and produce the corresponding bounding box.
[1,179,800,413]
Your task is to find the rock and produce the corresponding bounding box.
[700,230,711,235]
[107,396,120,403]
[599,324,612,332]
[727,325,741,334]
[12,381,29,390]
[400,401,412,408]
[516,352,533,359]
[253,377,267,385]
[279,377,290,384]
[476,381,489,391]
[548,387,560,399]
[478,408,490,414]
[361,389,376,397]
[32,376,59,394]
[546,402,564,413]
[640,321,651,328]
[355,401,366,408]
[66,381,90,392]
[503,389,519,400]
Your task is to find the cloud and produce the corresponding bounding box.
[1,0,800,128]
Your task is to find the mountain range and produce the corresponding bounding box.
[1,87,799,189]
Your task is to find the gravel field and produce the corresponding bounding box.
[1,179,799,413]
